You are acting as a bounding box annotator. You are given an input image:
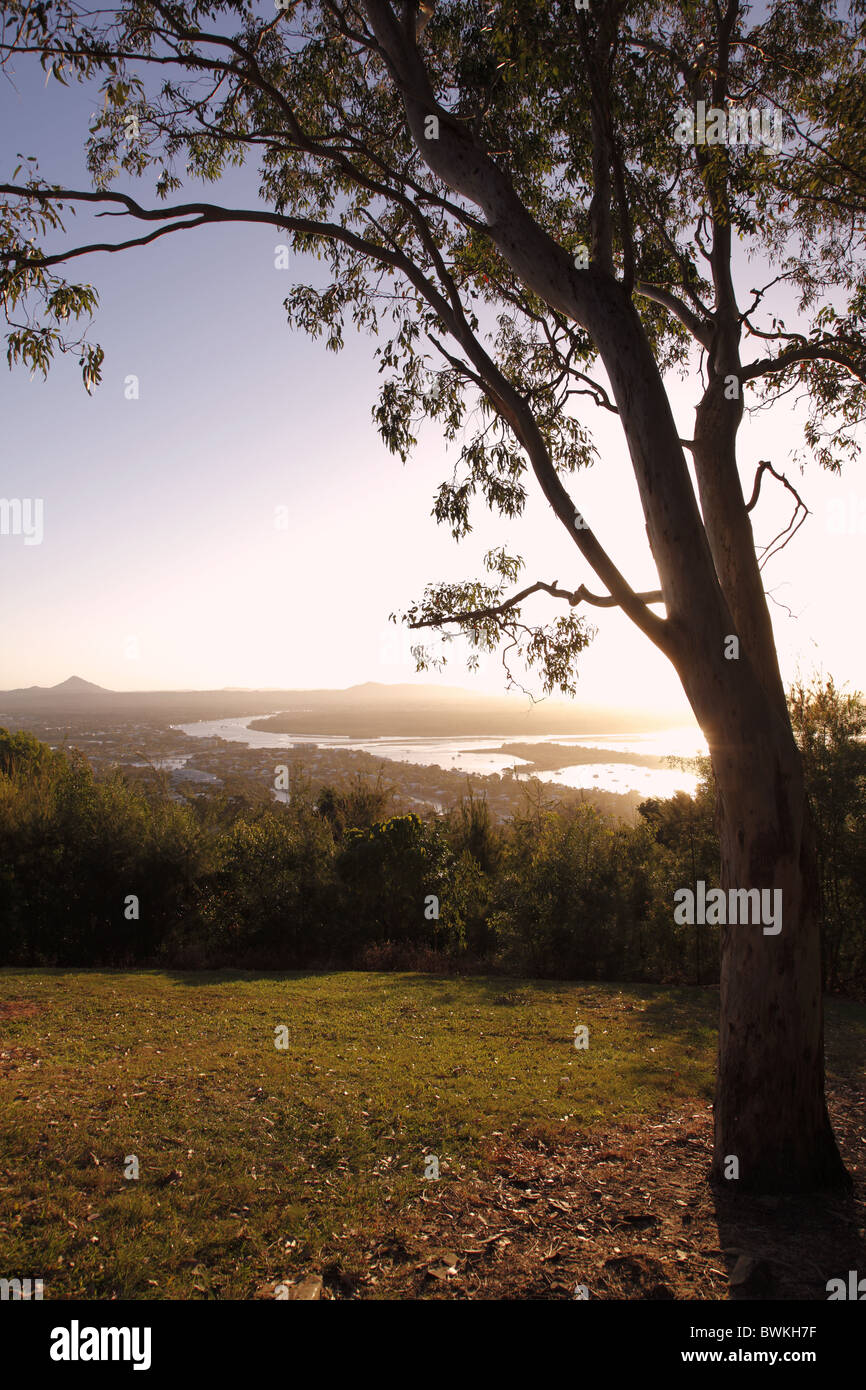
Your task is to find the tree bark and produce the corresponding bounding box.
[707,711,850,1192]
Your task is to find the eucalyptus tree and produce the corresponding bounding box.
[3,0,865,1191]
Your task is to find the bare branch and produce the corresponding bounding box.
[744,460,811,571]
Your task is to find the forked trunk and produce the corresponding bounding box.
[590,294,851,1194]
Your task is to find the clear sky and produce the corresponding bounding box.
[1,55,862,715]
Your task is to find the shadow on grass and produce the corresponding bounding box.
[157,967,600,999]
[632,985,866,1300]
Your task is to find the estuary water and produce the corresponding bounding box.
[174,715,706,798]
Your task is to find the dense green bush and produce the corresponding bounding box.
[335,813,450,948]
[0,735,203,965]
[790,677,866,990]
[189,802,338,967]
[491,803,677,980]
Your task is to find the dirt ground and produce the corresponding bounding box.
[335,1083,865,1299]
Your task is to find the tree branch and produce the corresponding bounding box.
[408,578,665,630]
[744,459,811,570]
[741,342,866,388]
[635,280,713,350]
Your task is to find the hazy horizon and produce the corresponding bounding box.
[0,672,699,739]
[0,671,696,708]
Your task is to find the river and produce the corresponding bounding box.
[173,715,706,798]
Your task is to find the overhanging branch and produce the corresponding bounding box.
[741,342,866,388]
[408,578,665,630]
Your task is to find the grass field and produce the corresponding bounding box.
[1,970,864,1299]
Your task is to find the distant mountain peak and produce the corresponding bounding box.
[51,676,109,693]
